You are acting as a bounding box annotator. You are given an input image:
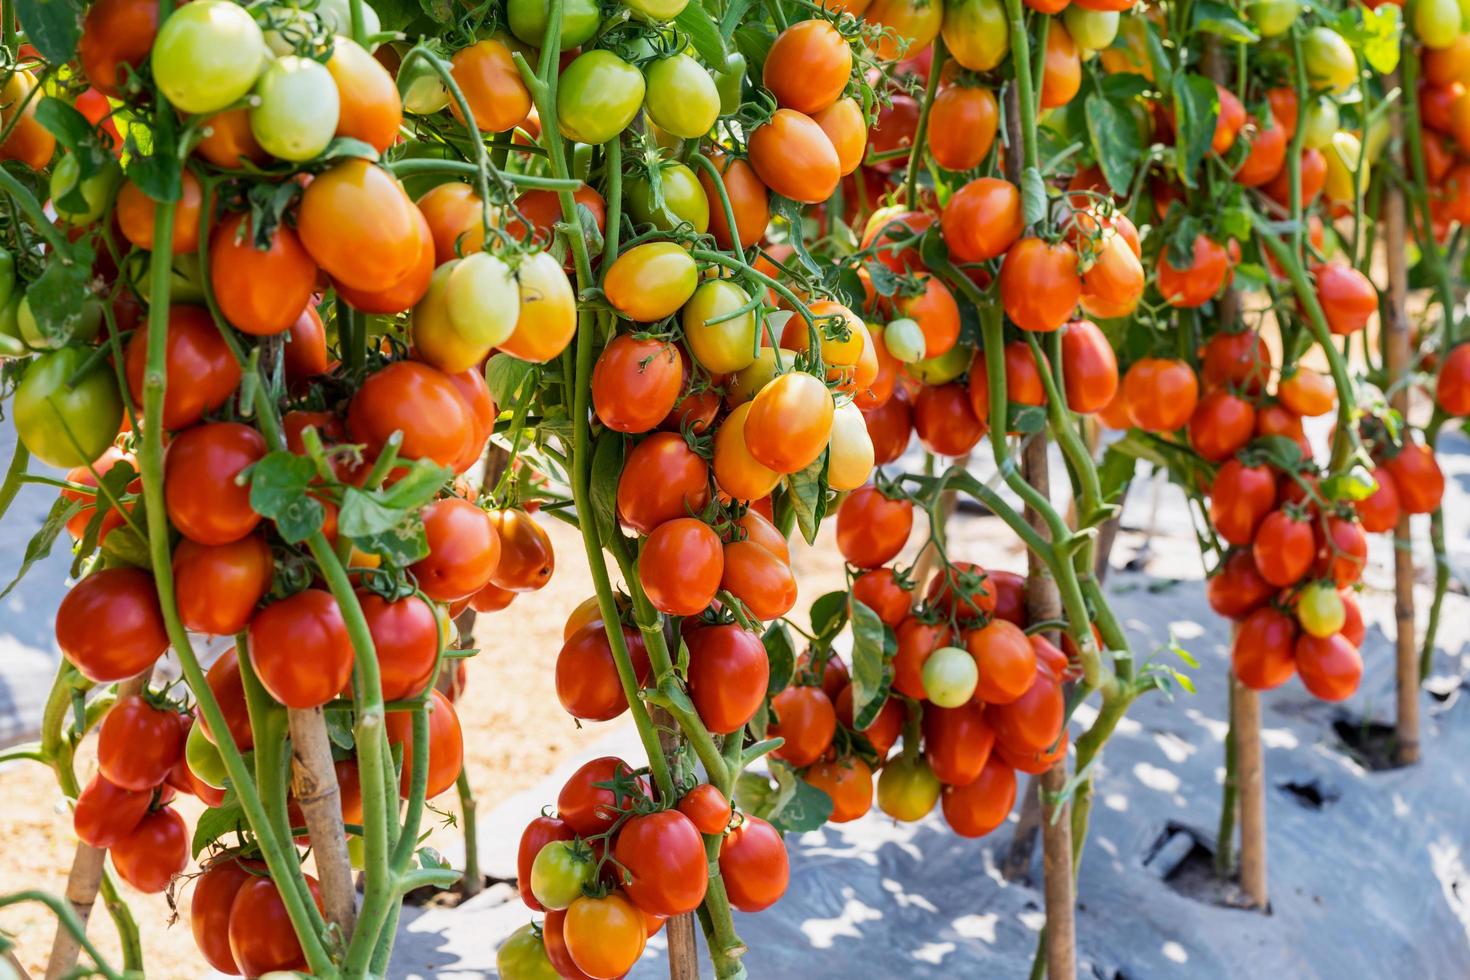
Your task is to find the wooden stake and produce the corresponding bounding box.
[288,706,358,938]
[1384,68,1421,766]
[653,700,701,979]
[1232,675,1267,909]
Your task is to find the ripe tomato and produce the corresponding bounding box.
[1315,514,1367,587]
[764,19,852,114]
[1207,549,1275,620]
[1437,344,1470,414]
[247,589,353,709]
[386,689,464,797]
[284,305,329,382]
[999,238,1080,331]
[348,361,474,467]
[1209,460,1278,546]
[111,806,188,893]
[699,151,770,251]
[969,340,1046,430]
[195,107,268,167]
[298,159,420,291]
[928,84,998,171]
[770,685,837,766]
[327,38,401,152]
[1383,442,1445,514]
[614,810,709,916]
[164,422,265,545]
[411,498,500,601]
[876,754,942,821]
[1235,114,1288,187]
[56,568,168,682]
[1039,22,1081,108]
[719,815,790,912]
[678,784,732,835]
[812,96,867,176]
[542,909,595,980]
[748,108,841,204]
[617,432,710,534]
[965,619,1038,704]
[1056,319,1119,414]
[1157,234,1231,307]
[1188,389,1257,462]
[123,305,241,431]
[895,274,961,358]
[1355,466,1401,532]
[97,695,183,791]
[720,539,798,621]
[743,371,834,473]
[986,647,1064,754]
[1122,357,1198,432]
[864,387,913,463]
[603,241,698,323]
[805,757,875,822]
[14,348,122,469]
[923,700,995,785]
[1313,262,1377,335]
[1079,227,1145,318]
[1263,146,1327,208]
[418,182,484,268]
[1277,367,1334,417]
[74,773,150,849]
[640,518,723,616]
[851,567,911,626]
[360,592,438,701]
[556,621,651,722]
[685,623,769,734]
[926,560,999,620]
[913,382,985,455]
[117,170,201,253]
[189,856,261,974]
[942,754,1017,837]
[592,336,684,433]
[1200,329,1271,395]
[941,178,1022,262]
[1252,509,1315,587]
[449,38,532,133]
[1295,632,1362,701]
[484,509,553,593]
[835,485,913,568]
[79,0,158,95]
[517,815,575,911]
[228,874,324,976]
[559,757,647,837]
[564,891,647,979]
[734,507,791,563]
[556,50,646,144]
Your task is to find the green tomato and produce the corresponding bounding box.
[726,346,794,404]
[622,0,689,20]
[628,161,710,233]
[556,50,646,144]
[1417,0,1463,48]
[1297,582,1346,639]
[644,53,720,139]
[1062,7,1119,51]
[186,721,229,790]
[905,342,970,385]
[397,49,450,115]
[1248,0,1299,38]
[250,55,340,162]
[508,0,601,49]
[1302,27,1357,94]
[876,755,941,822]
[497,924,560,980]
[0,294,24,358]
[151,0,268,115]
[714,52,747,116]
[1300,97,1339,150]
[0,247,16,313]
[921,645,979,707]
[683,278,758,374]
[884,317,926,363]
[18,295,101,350]
[346,835,365,870]
[941,0,1011,72]
[50,155,120,225]
[262,5,319,57]
[315,0,380,47]
[446,252,520,350]
[137,251,207,305]
[529,840,595,911]
[14,346,121,468]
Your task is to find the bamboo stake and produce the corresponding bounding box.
[1384,68,1421,767]
[653,700,701,980]
[288,706,357,938]
[1232,674,1267,909]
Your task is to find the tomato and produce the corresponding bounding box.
[685,623,769,734]
[151,0,266,115]
[743,371,834,473]
[507,0,599,47]
[639,518,723,616]
[678,281,755,377]
[1295,632,1362,701]
[411,497,500,601]
[386,689,464,797]
[764,19,853,116]
[247,55,338,161]
[835,485,913,568]
[919,645,978,707]
[1188,390,1257,463]
[941,177,1022,262]
[1383,441,1445,514]
[0,70,55,170]
[111,805,188,893]
[530,839,596,911]
[1064,6,1121,46]
[592,335,684,433]
[348,361,473,467]
[118,170,202,253]
[517,815,575,911]
[494,249,574,362]
[416,183,483,266]
[617,432,711,533]
[97,694,182,792]
[804,757,874,822]
[770,685,837,766]
[643,52,720,141]
[999,237,1080,332]
[1296,580,1346,639]
[1121,357,1198,433]
[969,340,1046,429]
[14,347,121,469]
[124,306,240,432]
[74,772,150,849]
[1053,319,1119,415]
[924,561,997,622]
[563,891,647,980]
[699,152,769,251]
[1079,227,1145,319]
[556,621,652,721]
[557,50,645,144]
[719,815,790,912]
[943,0,1011,70]
[720,539,798,620]
[327,37,402,152]
[558,757,647,837]
[922,700,994,785]
[964,620,1037,705]
[1209,461,1278,546]
[1314,262,1377,335]
[1303,26,1357,92]
[851,567,911,626]
[497,923,561,980]
[894,275,961,358]
[189,856,261,974]
[1157,234,1231,308]
[247,589,353,709]
[734,507,791,562]
[876,754,941,820]
[941,754,1016,837]
[1198,330,1269,396]
[911,381,982,455]
[56,568,168,682]
[987,646,1064,753]
[712,404,778,500]
[1315,514,1367,587]
[1436,343,1470,414]
[1354,466,1401,532]
[298,159,420,291]
[79,0,158,95]
[614,809,709,916]
[483,509,552,594]
[541,909,596,980]
[509,183,606,259]
[678,784,732,836]
[1206,549,1274,620]
[1263,146,1327,208]
[356,592,437,701]
[1039,22,1081,108]
[748,108,841,204]
[867,0,945,60]
[228,874,324,976]
[805,98,862,178]
[603,241,698,323]
[1234,114,1288,187]
[1251,509,1315,587]
[448,38,532,133]
[627,161,709,233]
[193,107,267,167]
[163,422,264,546]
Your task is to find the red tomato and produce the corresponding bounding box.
[851,567,912,626]
[986,645,1064,754]
[1314,514,1367,587]
[1206,550,1275,620]
[999,237,1081,331]
[1122,357,1198,432]
[360,592,439,701]
[835,485,914,568]
[769,685,837,766]
[556,621,652,722]
[719,816,790,912]
[248,589,355,709]
[923,700,995,785]
[1313,262,1377,335]
[210,212,316,336]
[1354,466,1401,532]
[592,335,684,433]
[964,619,1037,704]
[1252,509,1316,587]
[385,689,464,797]
[613,810,709,916]
[1200,329,1272,394]
[1295,632,1362,701]
[863,386,913,464]
[941,177,1022,261]
[485,508,554,593]
[1188,389,1257,462]
[173,534,273,636]
[617,432,711,535]
[1157,234,1231,307]
[97,694,183,791]
[411,497,501,601]
[198,647,253,749]
[941,754,1017,837]
[111,806,188,893]
[228,874,324,976]
[926,560,999,619]
[190,855,262,974]
[720,539,798,621]
[1383,442,1445,514]
[164,422,265,545]
[685,623,770,734]
[804,756,875,822]
[558,757,648,837]
[73,773,150,848]
[913,382,985,456]
[56,568,168,682]
[1060,320,1119,414]
[124,305,241,430]
[348,361,475,468]
[1232,606,1297,690]
[639,518,723,616]
[892,616,952,699]
[677,784,732,835]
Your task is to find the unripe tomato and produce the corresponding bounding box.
[1302,27,1357,93]
[50,155,120,225]
[508,0,601,48]
[500,250,577,363]
[15,347,122,469]
[645,53,721,138]
[1322,131,1367,203]
[517,815,575,911]
[867,0,944,60]
[943,0,1010,69]
[249,55,339,162]
[497,923,561,980]
[922,645,980,707]
[1064,7,1120,49]
[828,401,876,490]
[1417,0,1462,48]
[885,317,926,362]
[876,754,942,821]
[683,278,758,373]
[445,251,521,352]
[0,70,55,170]
[1249,0,1299,36]
[530,839,596,911]
[628,161,710,232]
[558,50,646,144]
[1296,581,1346,638]
[604,241,698,322]
[151,0,266,114]
[719,815,790,911]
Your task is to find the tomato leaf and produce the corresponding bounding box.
[376,458,453,511]
[766,760,834,833]
[588,429,625,547]
[1171,73,1219,188]
[339,487,429,565]
[1350,4,1402,75]
[1007,403,1047,435]
[0,495,81,599]
[848,599,890,731]
[416,0,454,26]
[191,801,246,858]
[762,620,795,694]
[1020,165,1047,227]
[676,0,727,66]
[1084,93,1142,195]
[1097,445,1137,505]
[248,452,326,544]
[13,0,82,65]
[25,240,96,347]
[810,590,849,641]
[1191,0,1259,43]
[786,449,828,546]
[35,98,114,200]
[732,22,776,78]
[483,353,535,408]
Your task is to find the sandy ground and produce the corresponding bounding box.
[0,513,877,978]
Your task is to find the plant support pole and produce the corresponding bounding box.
[288,706,358,938]
[1232,674,1267,909]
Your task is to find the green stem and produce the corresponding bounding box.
[1002,0,1041,182]
[905,38,945,210]
[0,892,127,980]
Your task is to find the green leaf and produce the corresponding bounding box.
[25,241,96,346]
[848,599,889,730]
[1100,73,1152,101]
[786,449,828,547]
[248,452,325,544]
[0,496,81,599]
[324,707,356,751]
[1356,4,1402,74]
[810,590,848,640]
[1251,434,1304,472]
[1097,445,1138,504]
[1321,464,1377,502]
[766,761,834,833]
[377,459,453,511]
[191,801,245,858]
[1007,403,1047,435]
[100,524,152,570]
[123,135,183,205]
[588,430,624,547]
[484,353,535,408]
[417,0,454,26]
[1021,166,1047,227]
[318,137,380,163]
[676,0,727,66]
[762,621,796,694]
[732,22,776,78]
[1084,94,1142,195]
[1172,74,1219,188]
[339,487,429,566]
[13,0,82,65]
[1191,0,1259,43]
